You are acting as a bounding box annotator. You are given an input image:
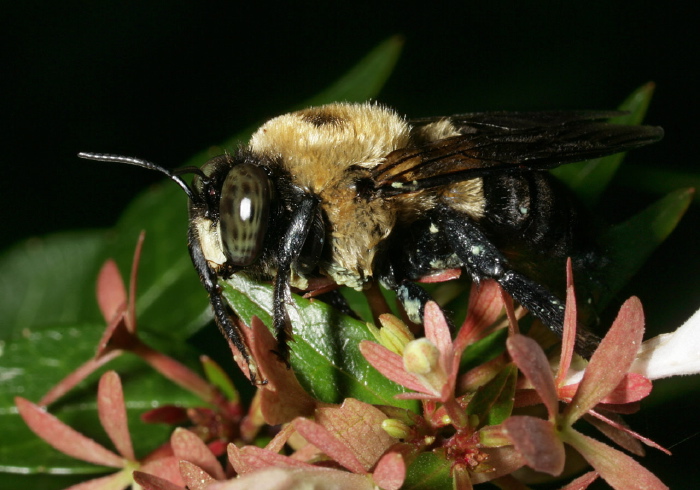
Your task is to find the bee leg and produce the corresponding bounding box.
[188,228,261,384]
[435,205,599,357]
[378,263,445,329]
[315,289,361,320]
[272,196,319,365]
[395,281,433,324]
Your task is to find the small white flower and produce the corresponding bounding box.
[631,307,700,379]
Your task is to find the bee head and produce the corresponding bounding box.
[78,151,275,269]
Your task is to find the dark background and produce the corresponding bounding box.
[4,1,699,487]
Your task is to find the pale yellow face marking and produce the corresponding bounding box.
[194,217,227,271]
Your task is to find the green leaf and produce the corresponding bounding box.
[485,364,517,425]
[0,231,106,341]
[403,451,452,490]
[0,474,87,490]
[466,363,517,426]
[221,274,418,411]
[616,165,700,201]
[201,356,239,403]
[460,327,508,372]
[551,83,657,207]
[598,188,693,306]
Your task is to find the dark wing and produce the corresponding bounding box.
[372,111,663,195]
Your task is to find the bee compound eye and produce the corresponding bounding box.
[219,164,272,266]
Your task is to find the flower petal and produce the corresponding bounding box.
[179,460,217,489]
[133,470,186,490]
[15,397,124,468]
[562,428,668,490]
[599,373,652,405]
[556,264,577,387]
[454,280,504,353]
[314,399,396,470]
[235,444,318,471]
[564,297,645,424]
[417,268,461,283]
[372,451,406,490]
[98,371,135,461]
[133,343,213,402]
[631,307,700,379]
[294,417,366,474]
[246,317,317,425]
[586,411,670,455]
[264,423,296,453]
[584,413,644,456]
[140,405,189,425]
[558,470,599,490]
[171,428,225,480]
[469,446,524,484]
[207,467,374,490]
[227,443,250,475]
[506,335,559,420]
[39,350,121,406]
[424,302,453,360]
[126,231,146,332]
[96,259,127,324]
[359,341,429,393]
[502,416,565,476]
[140,456,185,487]
[64,470,132,490]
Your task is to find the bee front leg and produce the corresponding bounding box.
[188,227,262,384]
[434,205,599,357]
[272,196,319,364]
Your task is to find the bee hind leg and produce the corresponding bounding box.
[434,205,599,357]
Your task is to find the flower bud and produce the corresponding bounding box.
[376,314,415,355]
[403,338,447,395]
[381,418,413,440]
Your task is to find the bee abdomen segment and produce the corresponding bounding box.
[219,164,273,266]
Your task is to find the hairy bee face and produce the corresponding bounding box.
[79,102,663,384]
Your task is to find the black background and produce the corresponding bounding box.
[4,1,699,487]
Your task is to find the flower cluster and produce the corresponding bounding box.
[16,237,699,489]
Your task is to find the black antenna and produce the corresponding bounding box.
[78,152,196,201]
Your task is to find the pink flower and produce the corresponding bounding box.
[135,399,407,490]
[17,371,183,489]
[40,232,215,407]
[360,280,504,428]
[227,398,406,490]
[503,265,668,488]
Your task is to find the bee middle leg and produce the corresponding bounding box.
[377,250,450,328]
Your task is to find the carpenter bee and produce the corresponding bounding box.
[80,102,663,383]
